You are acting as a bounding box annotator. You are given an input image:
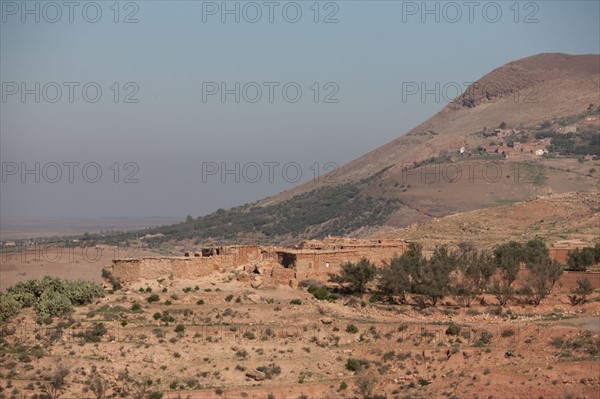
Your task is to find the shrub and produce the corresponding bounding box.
[307,285,335,301]
[256,363,281,379]
[3,277,105,321]
[345,358,368,372]
[568,278,594,305]
[501,328,515,338]
[445,323,461,336]
[36,290,74,322]
[196,299,205,305]
[346,324,359,334]
[290,299,302,305]
[474,331,493,346]
[131,302,142,312]
[76,322,108,343]
[0,294,23,322]
[147,294,160,303]
[101,268,122,290]
[225,294,234,302]
[175,324,185,334]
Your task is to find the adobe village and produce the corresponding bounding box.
[106,236,598,292]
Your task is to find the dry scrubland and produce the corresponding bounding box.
[377,191,600,254]
[1,266,599,399]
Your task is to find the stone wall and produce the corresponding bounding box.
[106,240,409,286]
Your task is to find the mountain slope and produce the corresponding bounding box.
[261,53,600,204]
[102,53,600,246]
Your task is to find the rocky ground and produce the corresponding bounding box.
[1,271,599,399]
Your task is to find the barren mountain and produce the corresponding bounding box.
[262,53,600,202]
[374,190,600,252]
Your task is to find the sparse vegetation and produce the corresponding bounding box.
[568,278,595,305]
[329,257,377,295]
[0,277,105,322]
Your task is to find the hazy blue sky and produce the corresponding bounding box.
[1,0,599,220]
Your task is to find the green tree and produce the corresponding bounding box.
[412,245,457,307]
[491,241,524,306]
[566,247,596,271]
[329,258,377,295]
[523,238,550,264]
[463,249,496,295]
[0,294,22,322]
[377,244,424,303]
[524,258,563,305]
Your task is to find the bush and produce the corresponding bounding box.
[75,322,108,343]
[568,278,594,305]
[290,299,302,305]
[101,268,122,290]
[0,294,23,322]
[147,294,160,303]
[566,247,596,271]
[36,290,74,322]
[196,299,205,305]
[307,285,335,301]
[346,324,359,334]
[3,277,105,321]
[329,258,376,295]
[345,358,368,372]
[445,323,461,336]
[256,363,281,379]
[474,331,493,346]
[175,324,185,334]
[501,328,515,338]
[225,294,234,302]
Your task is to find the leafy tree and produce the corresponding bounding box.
[523,238,550,264]
[491,241,524,306]
[524,258,563,305]
[450,250,496,307]
[377,244,424,303]
[0,294,23,322]
[329,258,377,295]
[566,247,596,271]
[412,246,457,307]
[568,278,594,305]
